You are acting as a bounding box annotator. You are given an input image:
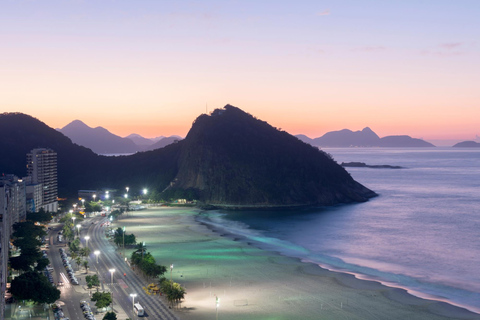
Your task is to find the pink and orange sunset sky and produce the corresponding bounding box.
[1,1,479,145]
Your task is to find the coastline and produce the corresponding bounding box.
[115,207,480,320]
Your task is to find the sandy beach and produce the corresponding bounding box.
[112,207,480,320]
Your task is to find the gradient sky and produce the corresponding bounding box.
[1,1,479,142]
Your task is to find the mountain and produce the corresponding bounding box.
[378,136,435,147]
[58,120,139,154]
[143,136,182,151]
[314,127,380,147]
[1,113,180,198]
[452,141,480,148]
[170,105,376,207]
[296,127,435,148]
[125,134,154,146]
[1,107,376,208]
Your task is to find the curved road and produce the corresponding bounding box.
[83,215,179,320]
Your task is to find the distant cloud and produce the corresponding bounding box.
[316,10,330,16]
[352,46,386,53]
[440,42,462,50]
[421,42,465,57]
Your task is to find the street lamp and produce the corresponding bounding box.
[122,226,126,258]
[81,198,85,208]
[170,264,173,282]
[142,241,145,259]
[76,224,81,237]
[94,250,100,263]
[84,235,90,248]
[73,203,77,211]
[143,188,147,195]
[124,193,128,199]
[130,293,137,315]
[109,268,115,284]
[126,186,129,193]
[93,194,96,202]
[216,296,220,320]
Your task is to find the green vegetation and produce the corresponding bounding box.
[102,311,117,320]
[86,274,100,289]
[10,271,60,304]
[26,208,53,223]
[130,245,167,281]
[85,200,102,213]
[91,291,112,309]
[113,227,136,247]
[10,221,47,272]
[160,279,186,309]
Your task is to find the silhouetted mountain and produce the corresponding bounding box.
[1,108,376,208]
[125,134,154,146]
[452,141,480,148]
[171,105,376,208]
[378,136,435,147]
[143,136,182,151]
[0,113,180,198]
[314,127,379,147]
[297,127,435,148]
[295,134,315,145]
[59,120,139,154]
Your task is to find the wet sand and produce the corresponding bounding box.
[113,207,480,320]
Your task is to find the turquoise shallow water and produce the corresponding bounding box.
[197,148,480,313]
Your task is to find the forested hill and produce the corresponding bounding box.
[0,112,180,198]
[172,105,377,207]
[1,108,376,207]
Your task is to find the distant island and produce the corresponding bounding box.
[341,162,404,169]
[0,106,377,208]
[452,141,480,148]
[296,127,435,148]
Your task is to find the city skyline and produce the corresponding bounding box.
[2,1,479,141]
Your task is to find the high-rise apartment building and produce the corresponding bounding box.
[0,174,26,315]
[27,148,58,212]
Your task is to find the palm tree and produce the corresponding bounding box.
[83,260,89,273]
[80,247,91,259]
[75,256,82,271]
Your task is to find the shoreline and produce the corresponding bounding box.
[115,207,480,320]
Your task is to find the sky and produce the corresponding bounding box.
[1,1,479,144]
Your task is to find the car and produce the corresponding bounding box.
[57,281,64,286]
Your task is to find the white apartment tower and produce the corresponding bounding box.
[27,148,58,212]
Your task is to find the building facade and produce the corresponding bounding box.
[0,175,26,315]
[27,148,58,212]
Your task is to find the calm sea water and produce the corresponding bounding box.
[197,148,480,313]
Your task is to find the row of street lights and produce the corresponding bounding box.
[71,189,146,318]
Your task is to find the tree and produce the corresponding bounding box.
[91,291,113,309]
[10,271,60,304]
[75,256,82,271]
[26,208,52,223]
[86,201,102,213]
[12,221,46,239]
[69,238,81,253]
[83,260,89,273]
[102,311,117,320]
[86,275,100,289]
[124,234,136,246]
[79,247,91,258]
[9,247,42,272]
[160,280,186,308]
[34,257,50,271]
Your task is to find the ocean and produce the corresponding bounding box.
[197,148,480,314]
